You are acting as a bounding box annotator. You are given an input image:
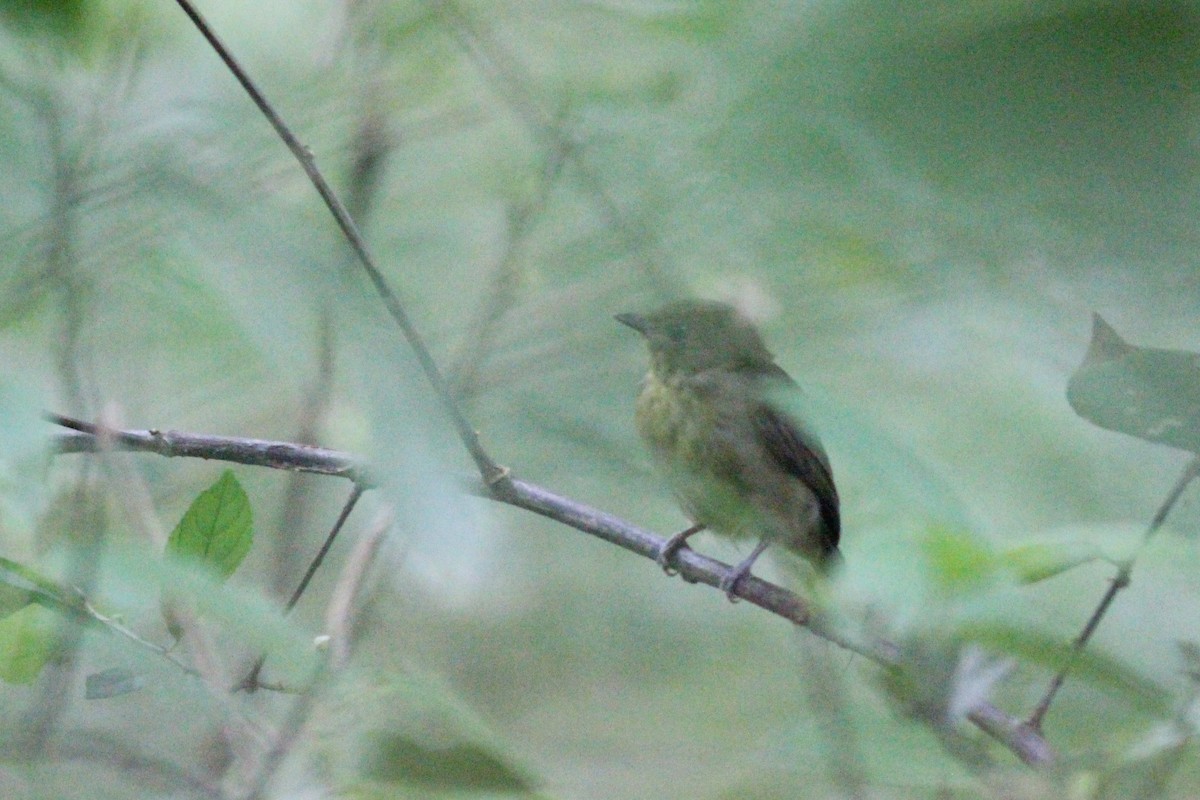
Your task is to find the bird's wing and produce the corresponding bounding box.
[751,375,841,553]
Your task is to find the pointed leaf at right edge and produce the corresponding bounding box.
[1067,314,1200,453]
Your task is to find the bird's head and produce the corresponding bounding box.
[616,300,774,377]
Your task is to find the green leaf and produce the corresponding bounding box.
[165,471,253,580]
[919,527,997,594]
[1001,540,1106,584]
[1095,726,1190,800]
[0,0,87,42]
[0,604,60,684]
[316,669,540,797]
[962,622,1171,717]
[362,732,533,793]
[0,556,90,621]
[1067,314,1200,453]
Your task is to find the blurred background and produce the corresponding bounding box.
[1,0,1198,797]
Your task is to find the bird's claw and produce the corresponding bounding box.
[654,538,687,576]
[655,524,704,577]
[718,567,749,602]
[719,539,769,602]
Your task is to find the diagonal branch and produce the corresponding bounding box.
[169,0,506,486]
[49,417,1054,766]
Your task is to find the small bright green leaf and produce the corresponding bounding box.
[166,471,253,580]
[919,528,996,593]
[0,604,60,684]
[1001,540,1105,584]
[85,667,144,699]
[1067,314,1200,453]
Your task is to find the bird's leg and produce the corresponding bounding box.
[719,539,771,601]
[656,523,705,575]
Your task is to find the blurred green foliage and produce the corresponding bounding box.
[0,0,1198,797]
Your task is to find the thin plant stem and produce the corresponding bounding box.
[236,483,365,693]
[1025,456,1200,732]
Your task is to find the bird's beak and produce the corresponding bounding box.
[614,312,648,335]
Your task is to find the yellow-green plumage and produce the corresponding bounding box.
[618,300,840,590]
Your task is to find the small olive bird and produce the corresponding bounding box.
[616,300,840,597]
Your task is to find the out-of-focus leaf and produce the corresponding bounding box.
[362,732,533,793]
[107,543,314,680]
[0,0,87,43]
[165,471,253,581]
[963,623,1171,717]
[1001,540,1106,584]
[1094,722,1191,800]
[1067,314,1200,453]
[1177,641,1200,684]
[769,388,970,528]
[875,636,997,768]
[316,669,540,797]
[879,638,1010,726]
[946,646,1014,724]
[0,556,89,621]
[84,666,144,699]
[919,527,996,594]
[0,603,59,684]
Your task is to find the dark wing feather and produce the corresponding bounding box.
[751,373,841,555]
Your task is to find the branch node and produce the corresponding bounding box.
[484,463,512,489]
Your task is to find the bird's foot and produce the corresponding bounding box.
[719,539,771,602]
[718,566,749,601]
[655,524,704,576]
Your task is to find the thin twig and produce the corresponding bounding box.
[81,600,198,677]
[48,419,1054,765]
[20,92,102,757]
[243,660,331,800]
[169,0,507,486]
[51,414,370,484]
[324,508,393,670]
[285,483,367,614]
[272,314,336,600]
[237,482,366,693]
[1025,456,1200,732]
